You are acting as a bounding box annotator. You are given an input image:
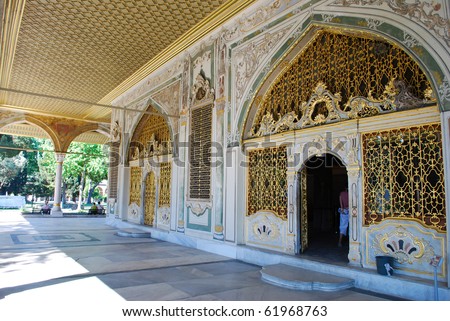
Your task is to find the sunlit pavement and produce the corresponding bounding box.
[0,210,404,319]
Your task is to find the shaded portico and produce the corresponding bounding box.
[0,111,110,215]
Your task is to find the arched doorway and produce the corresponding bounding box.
[298,153,348,262]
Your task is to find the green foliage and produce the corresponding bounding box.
[0,134,108,199]
[0,151,27,191]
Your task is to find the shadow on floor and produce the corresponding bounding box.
[297,233,349,266]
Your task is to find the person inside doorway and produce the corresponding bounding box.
[338,187,349,247]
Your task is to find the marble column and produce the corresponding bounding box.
[440,110,450,287]
[177,115,188,233]
[50,153,65,216]
[117,164,130,221]
[213,107,225,241]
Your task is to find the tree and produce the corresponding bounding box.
[38,141,108,209]
[0,152,27,192]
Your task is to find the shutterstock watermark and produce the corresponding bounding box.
[105,131,347,170]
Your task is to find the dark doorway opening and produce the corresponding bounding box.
[299,154,348,263]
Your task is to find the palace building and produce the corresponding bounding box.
[1,0,450,300]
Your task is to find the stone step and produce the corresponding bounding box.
[115,229,152,238]
[260,264,354,292]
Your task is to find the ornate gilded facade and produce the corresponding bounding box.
[248,31,434,139]
[128,106,171,161]
[108,0,450,299]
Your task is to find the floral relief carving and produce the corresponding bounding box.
[237,0,284,32]
[332,0,450,47]
[438,76,450,104]
[0,111,15,122]
[233,27,291,105]
[151,81,181,117]
[114,58,184,107]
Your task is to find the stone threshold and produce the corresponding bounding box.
[261,263,354,291]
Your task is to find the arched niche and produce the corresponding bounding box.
[242,27,436,140]
[127,105,173,163]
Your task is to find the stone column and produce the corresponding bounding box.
[213,105,225,241]
[177,115,188,233]
[117,164,130,221]
[347,166,362,266]
[440,110,450,287]
[50,153,65,217]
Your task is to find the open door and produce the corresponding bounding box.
[298,154,348,259]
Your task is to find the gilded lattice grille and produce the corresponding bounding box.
[189,105,212,200]
[159,162,172,207]
[129,166,142,205]
[128,106,171,161]
[251,30,431,134]
[247,146,288,220]
[144,171,156,226]
[362,124,446,232]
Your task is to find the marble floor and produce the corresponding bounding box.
[0,211,403,303]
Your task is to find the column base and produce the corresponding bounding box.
[348,241,362,267]
[50,208,64,217]
[213,232,224,240]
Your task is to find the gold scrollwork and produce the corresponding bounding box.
[247,146,288,220]
[129,167,142,206]
[362,124,446,232]
[158,162,172,207]
[128,106,171,162]
[144,171,156,226]
[247,31,434,138]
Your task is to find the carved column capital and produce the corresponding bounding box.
[55,153,66,163]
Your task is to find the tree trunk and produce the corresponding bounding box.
[86,181,98,204]
[76,170,86,211]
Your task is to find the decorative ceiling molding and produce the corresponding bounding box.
[0,0,26,92]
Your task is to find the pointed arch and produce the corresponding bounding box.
[127,104,173,163]
[0,114,59,150]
